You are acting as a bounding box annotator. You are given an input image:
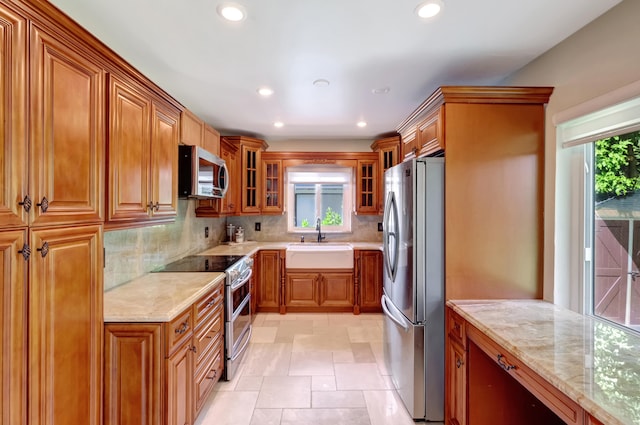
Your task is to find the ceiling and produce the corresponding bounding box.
[49,0,622,142]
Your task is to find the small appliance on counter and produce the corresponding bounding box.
[226,223,236,243]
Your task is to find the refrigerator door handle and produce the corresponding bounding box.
[382,191,399,282]
[381,294,410,331]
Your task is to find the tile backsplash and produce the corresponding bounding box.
[104,200,226,290]
[104,201,383,291]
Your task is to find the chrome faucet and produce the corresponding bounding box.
[315,218,325,243]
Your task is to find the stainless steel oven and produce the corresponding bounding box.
[153,253,253,381]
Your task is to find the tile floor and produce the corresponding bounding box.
[195,312,441,425]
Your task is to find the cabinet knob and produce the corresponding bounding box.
[190,345,197,353]
[37,196,49,213]
[456,358,464,369]
[37,242,49,258]
[18,195,32,212]
[174,321,189,335]
[18,243,31,261]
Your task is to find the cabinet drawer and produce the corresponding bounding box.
[446,308,466,348]
[194,341,223,414]
[194,283,224,328]
[165,308,193,356]
[194,307,223,367]
[467,325,583,425]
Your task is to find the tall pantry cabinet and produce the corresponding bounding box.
[0,1,104,425]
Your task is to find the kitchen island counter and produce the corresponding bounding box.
[448,299,640,425]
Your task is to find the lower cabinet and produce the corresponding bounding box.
[256,250,283,313]
[355,250,383,313]
[284,270,354,312]
[104,283,223,425]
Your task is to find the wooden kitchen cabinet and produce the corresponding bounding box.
[401,127,418,161]
[180,109,220,156]
[29,22,106,228]
[284,270,355,312]
[0,230,27,425]
[105,282,224,425]
[354,250,383,313]
[256,250,283,313]
[0,6,28,230]
[355,159,379,215]
[445,309,467,425]
[224,136,268,215]
[29,224,104,425]
[261,155,283,215]
[371,136,400,214]
[107,74,179,228]
[397,86,553,301]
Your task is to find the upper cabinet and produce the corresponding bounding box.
[355,158,379,215]
[261,153,283,215]
[371,136,400,214]
[398,86,553,300]
[225,136,268,215]
[180,109,220,156]
[0,6,27,230]
[107,74,179,229]
[30,25,105,228]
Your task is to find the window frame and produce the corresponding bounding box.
[285,166,353,234]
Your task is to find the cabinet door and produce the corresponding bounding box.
[446,340,467,425]
[262,159,283,215]
[0,7,27,229]
[107,75,152,224]
[257,250,281,312]
[0,229,27,425]
[30,25,105,227]
[285,272,319,308]
[401,128,418,161]
[358,250,383,312]
[241,145,261,214]
[28,224,103,425]
[104,324,162,425]
[417,107,444,156]
[203,124,220,156]
[166,342,193,425]
[180,109,203,147]
[319,272,354,309]
[356,159,378,215]
[221,142,238,214]
[151,102,179,219]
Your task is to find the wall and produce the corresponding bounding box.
[104,200,226,290]
[267,139,374,152]
[501,0,640,303]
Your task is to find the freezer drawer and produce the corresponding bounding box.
[382,294,443,422]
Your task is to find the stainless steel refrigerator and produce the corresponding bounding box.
[381,157,444,421]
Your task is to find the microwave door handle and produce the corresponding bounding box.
[219,163,229,197]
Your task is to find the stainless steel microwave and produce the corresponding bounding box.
[178,145,229,199]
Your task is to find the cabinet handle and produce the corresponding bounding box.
[206,298,215,308]
[18,243,31,261]
[153,202,160,211]
[456,358,464,369]
[37,196,49,213]
[496,354,516,372]
[174,321,189,335]
[190,345,197,353]
[37,242,49,258]
[454,323,460,332]
[19,195,32,212]
[206,370,218,380]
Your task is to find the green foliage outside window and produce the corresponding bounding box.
[595,131,640,198]
[321,207,343,226]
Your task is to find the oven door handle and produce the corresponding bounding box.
[230,268,253,291]
[230,325,252,362]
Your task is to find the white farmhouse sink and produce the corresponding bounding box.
[285,243,354,269]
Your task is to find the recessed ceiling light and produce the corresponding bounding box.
[217,3,247,22]
[313,79,330,87]
[415,0,443,19]
[257,87,274,97]
[274,121,284,128]
[372,87,391,95]
[357,121,367,128]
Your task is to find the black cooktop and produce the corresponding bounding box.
[154,255,245,272]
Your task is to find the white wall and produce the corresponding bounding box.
[502,0,640,303]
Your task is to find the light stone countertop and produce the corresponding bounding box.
[448,299,640,425]
[104,241,381,323]
[197,241,383,257]
[104,272,225,322]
